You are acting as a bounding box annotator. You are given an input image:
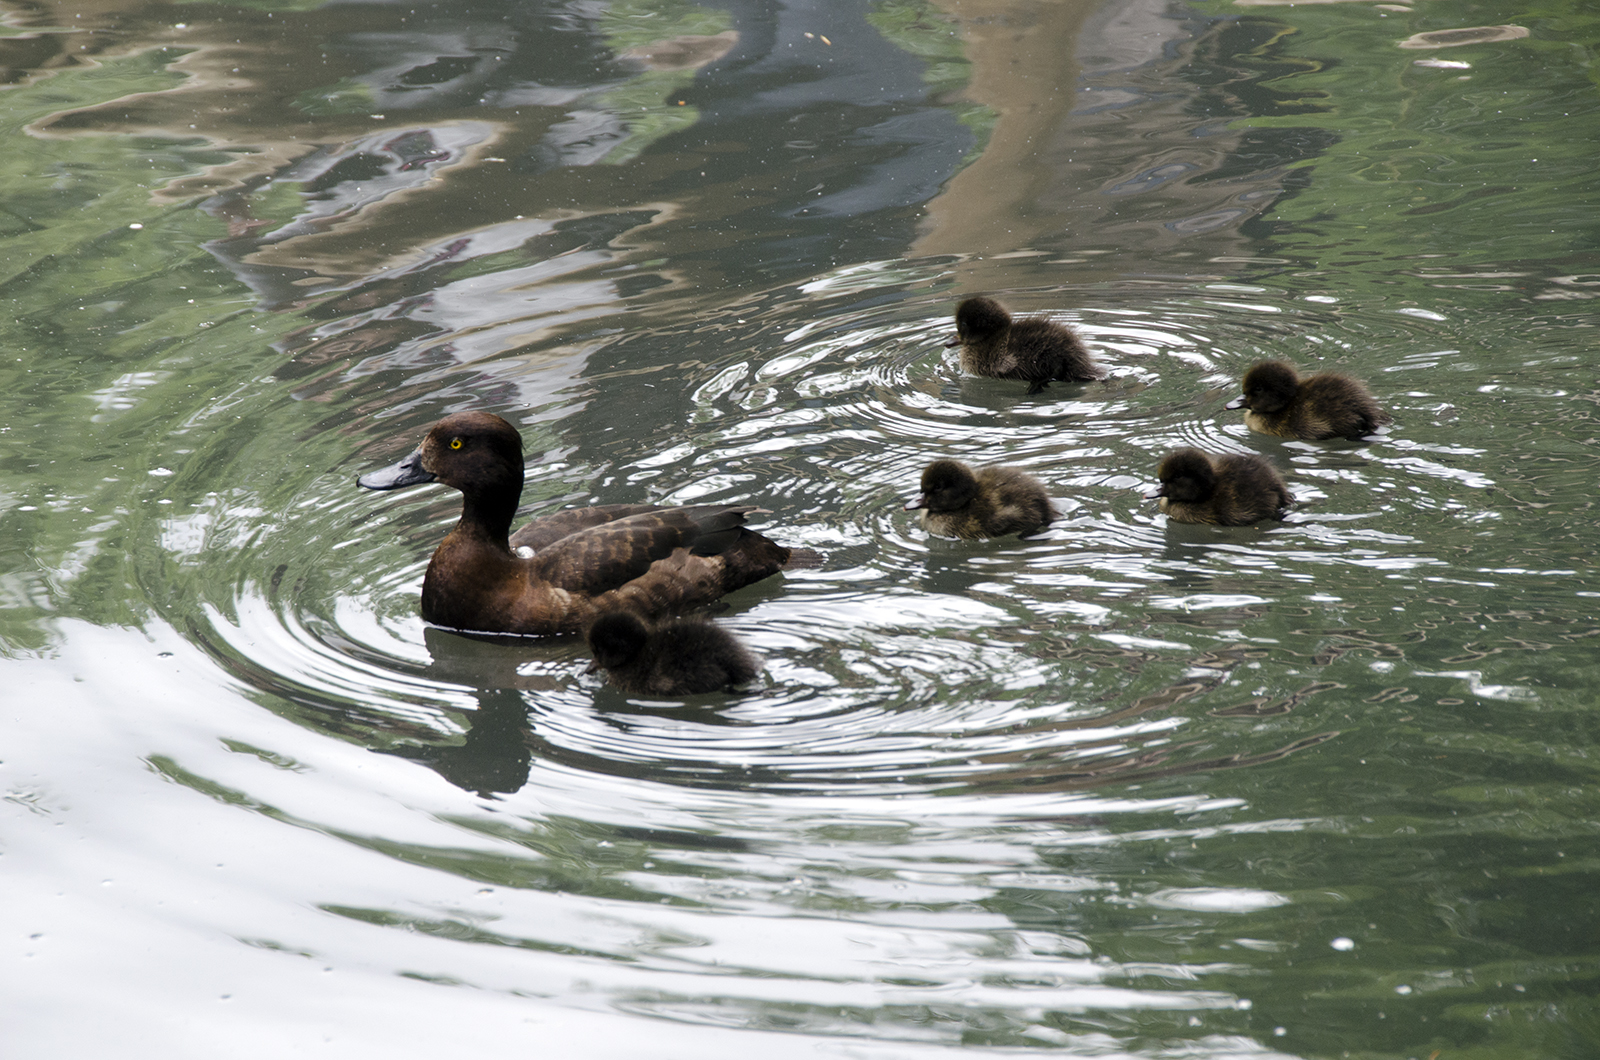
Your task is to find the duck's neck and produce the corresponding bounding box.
[457,483,521,550]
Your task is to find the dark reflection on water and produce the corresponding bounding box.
[30,0,979,301]
[379,686,535,799]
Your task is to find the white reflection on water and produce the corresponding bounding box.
[1141,888,1292,913]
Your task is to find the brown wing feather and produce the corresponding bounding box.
[526,505,763,596]
[509,504,666,553]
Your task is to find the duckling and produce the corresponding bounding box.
[944,295,1105,394]
[1147,448,1293,526]
[357,411,819,635]
[904,458,1058,539]
[585,611,761,696]
[1226,360,1390,440]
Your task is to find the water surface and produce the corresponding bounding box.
[5,0,1599,1056]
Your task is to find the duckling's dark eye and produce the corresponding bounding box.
[450,438,463,450]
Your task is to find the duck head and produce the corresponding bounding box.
[358,411,527,537]
[585,611,648,673]
[1226,360,1299,414]
[1146,448,1216,504]
[358,411,525,494]
[945,296,1012,347]
[905,459,979,513]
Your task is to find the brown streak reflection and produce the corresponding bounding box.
[1211,681,1345,718]
[913,0,1098,271]
[970,732,1340,796]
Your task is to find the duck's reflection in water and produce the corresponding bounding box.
[383,621,1342,801]
[370,625,569,797]
[379,686,535,799]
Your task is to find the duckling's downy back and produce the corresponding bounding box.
[1153,448,1292,526]
[906,459,1058,538]
[948,296,1104,394]
[587,611,761,696]
[1229,360,1390,440]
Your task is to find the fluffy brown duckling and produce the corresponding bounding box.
[944,295,1105,394]
[585,611,761,695]
[357,411,818,635]
[1226,360,1390,440]
[904,458,1059,539]
[1147,448,1293,526]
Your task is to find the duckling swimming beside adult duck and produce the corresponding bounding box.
[357,411,819,636]
[1147,448,1293,526]
[905,458,1058,539]
[585,611,761,696]
[1226,360,1390,440]
[945,295,1105,394]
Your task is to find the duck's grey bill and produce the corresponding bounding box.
[357,449,436,490]
[1223,396,1247,410]
[903,494,928,511]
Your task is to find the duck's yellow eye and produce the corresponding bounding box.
[450,438,463,450]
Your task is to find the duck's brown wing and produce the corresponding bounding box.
[525,505,765,596]
[509,504,667,553]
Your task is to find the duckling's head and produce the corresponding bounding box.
[905,459,980,514]
[1150,448,1216,504]
[359,411,525,497]
[1227,360,1300,414]
[952,296,1013,343]
[586,611,649,672]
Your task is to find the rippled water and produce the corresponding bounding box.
[6,0,1600,1056]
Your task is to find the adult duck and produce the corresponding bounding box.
[1226,360,1390,440]
[904,458,1058,539]
[585,611,761,695]
[1147,448,1292,526]
[944,295,1105,394]
[358,411,817,635]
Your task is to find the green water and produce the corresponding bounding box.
[4,0,1599,1056]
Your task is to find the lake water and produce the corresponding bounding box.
[5,0,1598,1056]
